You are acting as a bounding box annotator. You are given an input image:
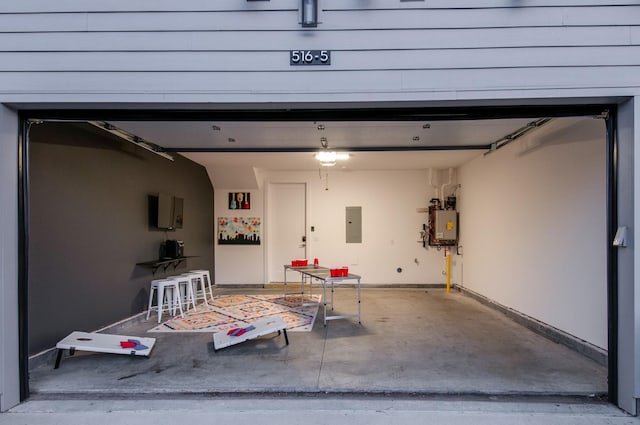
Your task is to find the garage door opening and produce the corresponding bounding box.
[19,105,615,402]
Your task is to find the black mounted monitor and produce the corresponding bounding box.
[148,193,184,230]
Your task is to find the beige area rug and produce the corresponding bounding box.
[148,293,321,333]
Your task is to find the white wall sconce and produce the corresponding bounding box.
[301,0,318,27]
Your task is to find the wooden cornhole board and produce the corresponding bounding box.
[54,331,156,369]
[213,316,288,352]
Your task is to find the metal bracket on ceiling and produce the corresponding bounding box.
[483,118,552,156]
[87,121,174,161]
[26,118,174,161]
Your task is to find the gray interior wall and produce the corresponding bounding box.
[0,104,19,411]
[27,123,214,355]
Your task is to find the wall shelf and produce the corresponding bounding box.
[136,256,197,275]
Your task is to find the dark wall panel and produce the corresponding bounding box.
[28,122,214,354]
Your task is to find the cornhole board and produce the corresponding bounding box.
[213,316,288,352]
[54,331,156,369]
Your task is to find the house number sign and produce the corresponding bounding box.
[290,50,331,65]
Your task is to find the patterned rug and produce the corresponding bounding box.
[147,293,321,333]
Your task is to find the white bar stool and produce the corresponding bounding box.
[171,274,197,312]
[190,269,214,301]
[146,278,184,323]
[182,271,209,306]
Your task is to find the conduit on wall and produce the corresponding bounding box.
[428,167,457,204]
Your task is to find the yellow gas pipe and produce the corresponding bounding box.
[446,251,451,294]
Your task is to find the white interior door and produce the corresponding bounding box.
[267,183,306,282]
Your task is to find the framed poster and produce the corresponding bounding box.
[229,192,251,210]
[217,217,261,245]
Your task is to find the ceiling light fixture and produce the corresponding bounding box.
[315,150,349,167]
[316,136,348,167]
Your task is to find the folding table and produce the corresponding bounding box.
[284,264,362,326]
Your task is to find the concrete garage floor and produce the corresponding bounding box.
[28,288,607,397]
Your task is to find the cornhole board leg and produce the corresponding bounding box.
[213,317,288,352]
[54,349,63,369]
[54,331,156,369]
[278,329,289,345]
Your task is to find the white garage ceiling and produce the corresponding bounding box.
[112,117,546,187]
[113,119,538,153]
[108,114,603,189]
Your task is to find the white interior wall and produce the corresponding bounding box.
[457,117,607,349]
[214,169,456,285]
[213,189,265,285]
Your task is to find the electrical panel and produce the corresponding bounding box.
[346,206,362,244]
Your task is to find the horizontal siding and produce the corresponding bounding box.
[1,7,640,33]
[323,0,640,8]
[0,27,633,52]
[0,2,639,100]
[0,11,298,33]
[0,0,638,13]
[0,67,638,91]
[2,46,640,72]
[0,0,295,13]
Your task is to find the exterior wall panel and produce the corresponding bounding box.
[0,2,638,103]
[0,105,19,412]
[0,0,639,412]
[0,0,296,13]
[0,0,638,13]
[0,27,635,52]
[2,7,639,32]
[3,46,640,72]
[1,68,638,103]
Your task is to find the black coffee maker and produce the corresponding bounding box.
[162,240,184,258]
